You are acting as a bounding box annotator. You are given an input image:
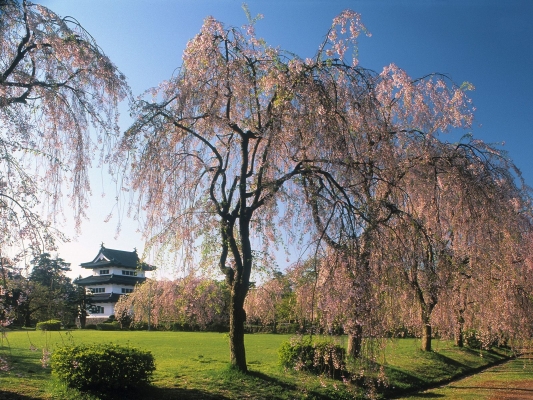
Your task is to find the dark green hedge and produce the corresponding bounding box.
[51,343,155,391]
[36,319,61,331]
[96,321,121,330]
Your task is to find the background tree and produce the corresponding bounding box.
[285,259,319,332]
[114,277,230,331]
[300,67,476,356]
[72,276,93,328]
[23,253,77,325]
[244,271,293,332]
[360,132,533,351]
[0,255,25,327]
[174,276,230,331]
[0,0,127,258]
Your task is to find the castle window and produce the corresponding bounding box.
[121,288,134,294]
[99,269,109,275]
[90,287,105,293]
[92,306,104,314]
[122,270,137,276]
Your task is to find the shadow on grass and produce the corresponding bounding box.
[386,348,513,399]
[381,366,428,398]
[423,351,470,373]
[447,385,533,393]
[82,386,231,400]
[79,370,315,400]
[0,390,41,400]
[7,358,50,380]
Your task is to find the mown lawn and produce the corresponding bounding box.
[0,330,519,399]
[402,354,533,399]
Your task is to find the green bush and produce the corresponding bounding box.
[279,336,346,378]
[279,336,315,370]
[386,326,416,338]
[96,321,121,331]
[36,319,62,331]
[51,343,155,391]
[464,329,500,350]
[464,329,482,349]
[83,324,97,330]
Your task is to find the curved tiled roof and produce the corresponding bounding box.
[80,246,155,271]
[74,274,146,286]
[87,292,122,303]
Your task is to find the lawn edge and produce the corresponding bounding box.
[387,348,516,399]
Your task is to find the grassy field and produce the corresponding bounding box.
[0,330,520,399]
[402,353,533,399]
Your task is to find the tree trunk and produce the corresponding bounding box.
[79,312,86,329]
[413,277,434,352]
[454,325,463,347]
[420,304,433,352]
[454,310,464,347]
[421,324,432,352]
[219,215,251,373]
[229,286,247,372]
[347,324,363,358]
[24,311,32,327]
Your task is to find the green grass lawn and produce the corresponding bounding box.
[402,354,533,399]
[0,330,521,399]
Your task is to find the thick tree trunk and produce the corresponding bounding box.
[219,216,250,373]
[454,325,463,348]
[347,324,363,358]
[413,277,434,352]
[421,324,432,352]
[229,291,247,371]
[454,310,464,347]
[420,304,434,352]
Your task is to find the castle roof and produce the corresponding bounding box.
[86,292,122,303]
[74,274,146,286]
[80,245,155,271]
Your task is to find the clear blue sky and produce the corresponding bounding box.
[37,0,533,279]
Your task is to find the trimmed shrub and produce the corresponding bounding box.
[96,321,121,331]
[83,324,97,330]
[51,343,155,391]
[279,336,346,378]
[36,319,61,331]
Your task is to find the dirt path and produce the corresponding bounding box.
[401,354,533,399]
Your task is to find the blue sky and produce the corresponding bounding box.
[37,0,533,279]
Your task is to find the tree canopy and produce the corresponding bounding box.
[0,0,127,257]
[112,10,528,370]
